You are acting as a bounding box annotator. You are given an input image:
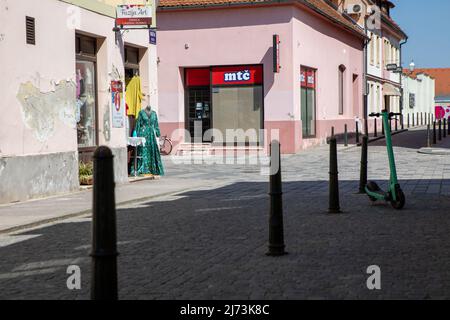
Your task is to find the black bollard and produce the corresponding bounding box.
[382,120,385,136]
[395,116,398,132]
[433,121,437,145]
[267,141,287,257]
[412,113,415,127]
[344,124,348,147]
[407,113,410,129]
[439,120,442,141]
[427,124,431,148]
[91,146,119,301]
[374,118,378,137]
[359,135,368,194]
[331,126,335,138]
[448,117,450,136]
[444,119,447,138]
[328,136,341,214]
[401,114,405,130]
[355,122,360,144]
[421,112,424,126]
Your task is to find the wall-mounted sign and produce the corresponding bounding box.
[212,65,263,86]
[116,5,153,27]
[111,81,124,128]
[301,67,316,89]
[273,34,281,73]
[386,63,398,71]
[409,93,416,109]
[149,30,157,45]
[185,68,211,87]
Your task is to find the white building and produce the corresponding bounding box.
[402,72,435,125]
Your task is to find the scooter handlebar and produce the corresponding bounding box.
[369,112,402,119]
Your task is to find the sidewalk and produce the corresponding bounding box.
[0,176,226,234]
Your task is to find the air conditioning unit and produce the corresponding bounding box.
[347,4,362,14]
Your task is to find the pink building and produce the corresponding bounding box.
[157,0,367,154]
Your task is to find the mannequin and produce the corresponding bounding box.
[132,104,165,176]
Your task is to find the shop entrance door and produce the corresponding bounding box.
[187,87,212,142]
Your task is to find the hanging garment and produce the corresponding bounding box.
[132,109,165,176]
[125,76,143,118]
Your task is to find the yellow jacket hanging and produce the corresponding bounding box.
[126,76,143,118]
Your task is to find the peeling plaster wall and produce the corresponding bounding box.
[16,81,77,143]
[0,0,158,203]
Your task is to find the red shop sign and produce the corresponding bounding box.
[301,68,316,89]
[185,68,211,87]
[212,65,263,86]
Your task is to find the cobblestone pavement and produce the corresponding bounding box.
[1,129,450,300]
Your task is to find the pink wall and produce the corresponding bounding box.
[157,4,364,153]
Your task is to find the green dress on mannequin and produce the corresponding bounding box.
[133,107,165,176]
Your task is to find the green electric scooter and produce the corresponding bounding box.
[366,110,406,210]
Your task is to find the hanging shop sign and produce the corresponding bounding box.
[111,81,125,128]
[301,67,316,89]
[273,34,281,73]
[212,65,263,86]
[116,5,153,27]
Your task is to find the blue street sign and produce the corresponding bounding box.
[149,30,157,45]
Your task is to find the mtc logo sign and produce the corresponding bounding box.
[224,70,251,82]
[212,66,263,86]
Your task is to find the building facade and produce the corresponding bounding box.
[407,68,450,120]
[0,0,158,204]
[340,0,407,133]
[157,0,367,155]
[401,72,435,124]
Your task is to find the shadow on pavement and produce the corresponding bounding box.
[1,179,450,300]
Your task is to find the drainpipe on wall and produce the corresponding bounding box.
[399,37,408,128]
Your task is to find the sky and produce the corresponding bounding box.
[391,0,450,69]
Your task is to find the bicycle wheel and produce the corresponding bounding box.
[160,138,173,155]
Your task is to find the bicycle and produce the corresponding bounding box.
[159,135,173,155]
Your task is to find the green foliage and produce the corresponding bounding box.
[79,161,93,177]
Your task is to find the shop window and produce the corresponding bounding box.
[211,66,263,145]
[301,67,316,138]
[338,64,346,115]
[76,34,98,149]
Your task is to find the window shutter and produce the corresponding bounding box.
[26,16,36,45]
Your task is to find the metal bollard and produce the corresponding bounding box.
[448,117,450,136]
[395,117,398,132]
[374,118,378,138]
[401,114,405,130]
[382,120,385,136]
[427,124,431,148]
[359,135,368,194]
[407,114,410,129]
[344,124,348,147]
[421,112,424,126]
[412,113,415,127]
[331,126,335,138]
[439,120,442,141]
[444,119,447,138]
[328,137,341,214]
[267,141,287,257]
[356,122,360,144]
[91,146,119,301]
[433,121,437,145]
